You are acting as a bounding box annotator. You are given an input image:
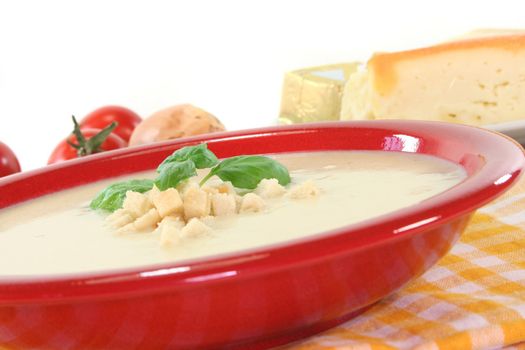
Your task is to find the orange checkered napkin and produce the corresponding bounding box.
[284,177,525,350]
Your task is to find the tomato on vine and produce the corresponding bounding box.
[80,106,141,143]
[48,117,127,164]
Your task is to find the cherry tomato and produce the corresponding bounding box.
[48,118,127,164]
[0,141,21,178]
[80,106,142,143]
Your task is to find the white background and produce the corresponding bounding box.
[0,0,524,170]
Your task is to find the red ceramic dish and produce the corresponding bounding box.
[0,121,523,350]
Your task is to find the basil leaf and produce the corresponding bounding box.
[157,143,218,172]
[90,179,154,212]
[202,155,291,189]
[155,159,197,191]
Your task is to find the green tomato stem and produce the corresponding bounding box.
[70,116,118,157]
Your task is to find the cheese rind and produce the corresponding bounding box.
[341,33,525,125]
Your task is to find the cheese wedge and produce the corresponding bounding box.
[279,63,359,124]
[340,33,525,125]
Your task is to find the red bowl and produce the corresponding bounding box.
[0,121,523,350]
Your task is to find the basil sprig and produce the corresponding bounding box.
[89,179,154,212]
[155,143,218,191]
[90,143,291,212]
[155,159,197,191]
[157,143,218,172]
[200,155,291,189]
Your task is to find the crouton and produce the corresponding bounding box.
[255,178,286,198]
[151,187,183,218]
[183,187,211,220]
[176,179,199,196]
[217,181,236,195]
[287,180,320,199]
[133,208,161,231]
[147,185,161,202]
[200,215,216,228]
[122,191,153,218]
[157,216,185,247]
[202,184,219,195]
[211,193,237,216]
[117,222,136,235]
[181,218,212,238]
[106,208,134,228]
[234,194,243,212]
[240,193,265,213]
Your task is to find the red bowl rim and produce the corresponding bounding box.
[0,120,523,304]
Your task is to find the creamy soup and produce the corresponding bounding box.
[0,151,466,276]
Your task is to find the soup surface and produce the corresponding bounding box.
[0,151,467,276]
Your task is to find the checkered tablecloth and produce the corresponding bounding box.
[283,176,525,350]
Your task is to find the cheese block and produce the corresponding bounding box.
[340,33,525,125]
[279,63,359,124]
